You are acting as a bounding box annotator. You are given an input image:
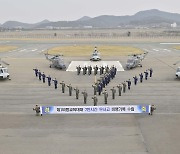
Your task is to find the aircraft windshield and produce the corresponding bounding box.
[127,59,134,63]
[0,69,3,74]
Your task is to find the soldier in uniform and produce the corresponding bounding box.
[76,65,81,75]
[133,75,138,85]
[38,70,41,81]
[149,68,153,77]
[88,65,92,75]
[149,105,156,115]
[117,84,122,96]
[126,79,131,90]
[82,67,86,75]
[92,95,98,106]
[60,81,66,93]
[33,105,41,116]
[102,90,108,104]
[52,78,58,89]
[92,84,97,95]
[97,83,102,95]
[42,72,46,83]
[105,65,109,73]
[144,70,149,80]
[94,65,98,75]
[82,90,88,104]
[139,73,143,83]
[67,84,73,96]
[84,65,87,75]
[46,75,51,86]
[110,87,116,99]
[122,81,127,93]
[33,68,38,77]
[74,87,79,99]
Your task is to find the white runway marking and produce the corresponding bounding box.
[160,43,180,45]
[153,49,159,51]
[163,49,171,52]
[66,61,124,72]
[31,49,38,52]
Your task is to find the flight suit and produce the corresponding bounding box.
[60,81,66,93]
[110,87,116,99]
[67,84,72,96]
[117,84,122,96]
[74,87,79,99]
[122,82,127,93]
[92,84,97,95]
[92,95,98,106]
[144,71,148,80]
[102,90,108,104]
[82,91,88,104]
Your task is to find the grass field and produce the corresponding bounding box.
[0,45,18,52]
[47,45,143,56]
[174,46,180,50]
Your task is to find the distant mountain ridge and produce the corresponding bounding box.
[1,9,180,29]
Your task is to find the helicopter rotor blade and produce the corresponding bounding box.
[2,60,9,65]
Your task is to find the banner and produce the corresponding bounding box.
[40,105,151,115]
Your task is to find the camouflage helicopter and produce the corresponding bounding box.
[126,52,148,69]
[173,60,180,78]
[0,58,10,80]
[90,46,101,61]
[44,53,66,69]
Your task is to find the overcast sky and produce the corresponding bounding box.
[0,0,180,23]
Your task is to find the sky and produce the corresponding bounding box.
[0,0,180,24]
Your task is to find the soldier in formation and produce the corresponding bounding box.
[46,75,51,86]
[60,81,66,93]
[149,68,153,77]
[122,81,127,93]
[76,65,81,75]
[33,68,38,77]
[82,90,88,104]
[117,84,122,96]
[139,73,143,83]
[102,90,108,104]
[92,95,98,106]
[144,70,148,80]
[133,75,138,85]
[67,84,73,96]
[74,87,79,99]
[52,78,58,89]
[126,79,131,90]
[42,72,46,83]
[110,87,116,99]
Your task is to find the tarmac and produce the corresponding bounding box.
[0,39,180,154]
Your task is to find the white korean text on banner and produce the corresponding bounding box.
[40,105,151,115]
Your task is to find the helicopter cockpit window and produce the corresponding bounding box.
[0,69,3,73]
[127,59,133,63]
[3,69,8,73]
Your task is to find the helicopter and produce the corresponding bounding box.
[90,46,101,61]
[0,58,10,80]
[44,53,66,69]
[126,52,148,69]
[173,60,180,78]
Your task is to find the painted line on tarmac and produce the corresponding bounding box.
[155,113,180,115]
[160,43,180,45]
[153,49,159,51]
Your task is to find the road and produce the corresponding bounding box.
[0,39,180,154]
